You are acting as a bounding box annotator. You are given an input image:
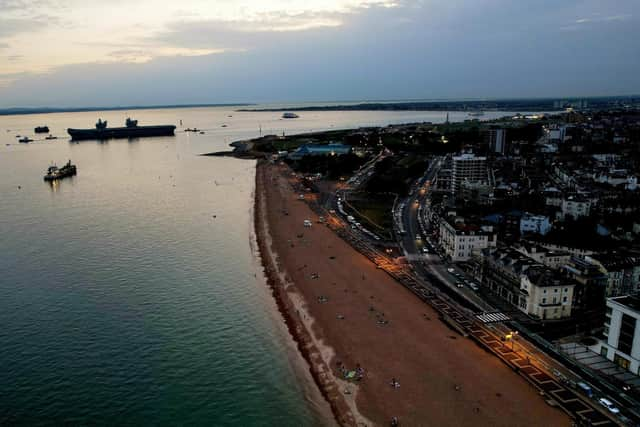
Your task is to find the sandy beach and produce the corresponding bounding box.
[254,160,571,426]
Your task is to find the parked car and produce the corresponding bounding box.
[598,398,620,414]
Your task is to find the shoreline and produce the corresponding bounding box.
[253,160,359,426]
[253,160,571,426]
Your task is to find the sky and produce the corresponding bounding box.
[0,0,639,108]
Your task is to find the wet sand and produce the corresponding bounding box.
[254,161,570,426]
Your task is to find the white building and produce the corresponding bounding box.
[596,296,640,375]
[520,213,552,236]
[451,153,488,196]
[559,195,591,221]
[439,218,497,262]
[481,247,575,320]
[520,268,575,320]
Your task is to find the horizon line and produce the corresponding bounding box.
[1,94,639,116]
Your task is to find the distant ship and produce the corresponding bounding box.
[19,136,33,143]
[282,112,299,119]
[44,160,77,181]
[35,126,50,133]
[67,118,176,141]
[468,111,485,117]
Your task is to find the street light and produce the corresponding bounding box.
[505,331,519,351]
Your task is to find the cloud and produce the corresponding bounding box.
[0,14,60,38]
[0,0,639,107]
[105,47,226,63]
[576,14,631,24]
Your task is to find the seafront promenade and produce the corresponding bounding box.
[254,160,571,426]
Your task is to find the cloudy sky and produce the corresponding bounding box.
[0,0,638,107]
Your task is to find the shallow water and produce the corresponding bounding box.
[0,106,540,425]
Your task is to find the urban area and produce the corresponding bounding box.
[237,98,640,425]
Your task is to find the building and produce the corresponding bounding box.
[513,242,571,270]
[480,247,575,320]
[439,217,497,262]
[520,213,552,236]
[559,195,591,221]
[586,253,640,297]
[562,257,608,322]
[488,128,507,154]
[451,153,488,196]
[545,124,568,143]
[596,296,640,374]
[288,143,352,160]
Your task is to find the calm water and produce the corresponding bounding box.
[0,106,538,425]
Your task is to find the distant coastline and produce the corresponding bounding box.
[238,95,640,113]
[2,94,638,117]
[0,103,253,116]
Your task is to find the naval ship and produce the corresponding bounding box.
[67,118,176,141]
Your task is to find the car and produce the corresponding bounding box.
[422,247,429,254]
[415,234,422,240]
[455,282,464,288]
[447,268,455,273]
[598,398,620,414]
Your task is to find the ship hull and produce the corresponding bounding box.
[67,125,176,141]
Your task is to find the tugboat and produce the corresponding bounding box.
[35,126,50,133]
[44,160,77,181]
[19,136,33,143]
[67,118,176,141]
[282,112,299,119]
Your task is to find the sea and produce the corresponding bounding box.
[0,106,540,426]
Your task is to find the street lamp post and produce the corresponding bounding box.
[505,331,519,351]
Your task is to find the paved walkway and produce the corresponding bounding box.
[560,343,640,388]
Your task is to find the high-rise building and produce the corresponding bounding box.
[488,128,506,154]
[451,153,488,196]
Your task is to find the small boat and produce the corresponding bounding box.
[45,135,58,140]
[199,131,205,134]
[282,112,299,119]
[35,126,50,133]
[44,160,77,181]
[19,137,33,143]
[184,128,200,132]
[221,124,228,128]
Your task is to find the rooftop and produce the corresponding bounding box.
[610,295,640,313]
